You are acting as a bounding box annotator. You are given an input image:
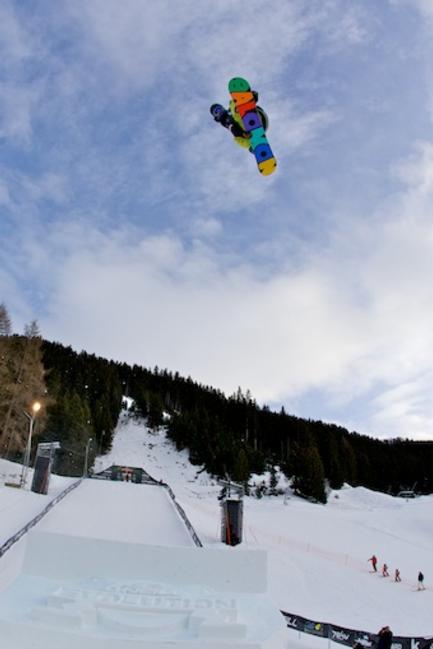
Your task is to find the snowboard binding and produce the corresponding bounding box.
[210,104,233,128]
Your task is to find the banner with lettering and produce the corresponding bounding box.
[280,610,433,649]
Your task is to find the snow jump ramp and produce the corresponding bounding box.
[0,530,285,648]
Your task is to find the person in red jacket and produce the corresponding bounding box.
[368,555,378,572]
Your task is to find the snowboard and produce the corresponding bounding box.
[228,77,277,176]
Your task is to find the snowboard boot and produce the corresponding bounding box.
[210,104,232,129]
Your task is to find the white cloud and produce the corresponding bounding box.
[0,3,43,143]
[13,172,68,205]
[392,1,433,123]
[8,136,424,440]
[320,3,369,47]
[189,217,222,238]
[0,179,11,206]
[268,97,337,154]
[411,0,433,20]
[393,141,433,197]
[0,267,32,333]
[63,1,191,93]
[369,373,433,440]
[0,82,40,144]
[0,1,31,65]
[39,230,363,402]
[65,0,313,92]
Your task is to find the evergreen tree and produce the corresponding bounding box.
[44,391,92,476]
[269,464,279,495]
[147,392,164,429]
[325,431,345,490]
[233,448,250,484]
[340,437,357,485]
[293,445,327,503]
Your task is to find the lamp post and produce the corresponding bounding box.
[20,401,41,488]
[83,438,93,477]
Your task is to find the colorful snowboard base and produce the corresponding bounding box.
[228,77,277,176]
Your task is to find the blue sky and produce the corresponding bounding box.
[2,0,433,440]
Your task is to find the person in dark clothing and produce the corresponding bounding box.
[377,626,393,649]
[368,555,378,572]
[418,571,425,590]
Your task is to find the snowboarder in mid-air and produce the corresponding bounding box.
[210,77,276,176]
[210,93,269,148]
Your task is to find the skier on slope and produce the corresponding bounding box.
[417,571,425,590]
[368,555,378,572]
[210,90,269,151]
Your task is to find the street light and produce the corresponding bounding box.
[83,438,93,477]
[20,401,42,488]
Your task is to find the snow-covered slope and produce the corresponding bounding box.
[95,414,433,637]
[37,479,196,546]
[0,457,76,546]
